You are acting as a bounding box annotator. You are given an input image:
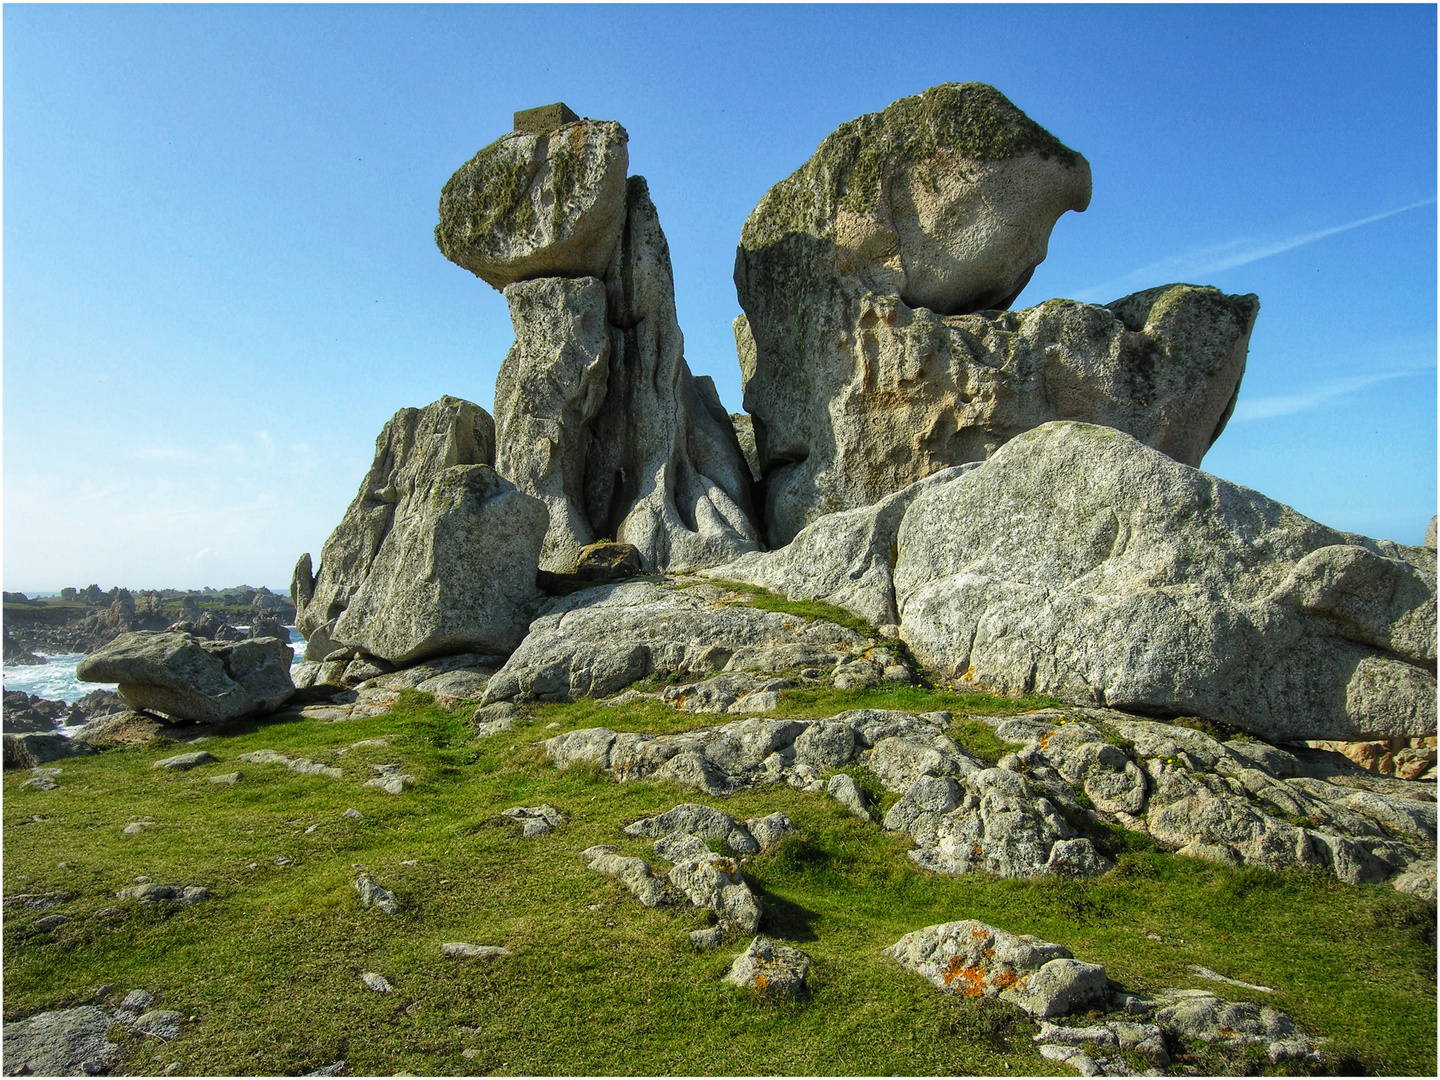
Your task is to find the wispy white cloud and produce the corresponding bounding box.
[1232,371,1416,422]
[1073,199,1436,302]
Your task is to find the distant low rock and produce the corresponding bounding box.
[894,422,1437,742]
[581,845,671,907]
[4,732,97,771]
[76,630,294,725]
[292,396,547,665]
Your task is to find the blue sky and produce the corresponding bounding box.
[4,3,1435,591]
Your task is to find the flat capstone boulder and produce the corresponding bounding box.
[1,1006,122,1076]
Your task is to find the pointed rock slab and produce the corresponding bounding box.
[884,919,1108,1019]
[76,631,294,724]
[292,396,547,665]
[496,276,612,571]
[436,119,629,289]
[585,178,759,571]
[894,421,1437,742]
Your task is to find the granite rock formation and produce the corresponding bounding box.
[440,111,759,572]
[894,422,1436,742]
[735,83,1257,547]
[292,396,548,665]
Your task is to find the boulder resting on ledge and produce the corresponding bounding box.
[76,630,295,725]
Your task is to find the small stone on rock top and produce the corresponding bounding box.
[514,103,579,134]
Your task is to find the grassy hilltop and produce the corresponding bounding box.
[4,682,1436,1077]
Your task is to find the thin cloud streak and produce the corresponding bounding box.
[1073,199,1436,302]
[1232,371,1415,422]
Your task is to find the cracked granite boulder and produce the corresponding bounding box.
[292,396,548,666]
[735,82,1258,547]
[76,630,294,724]
[894,421,1436,742]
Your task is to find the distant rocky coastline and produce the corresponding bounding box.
[2,586,295,657]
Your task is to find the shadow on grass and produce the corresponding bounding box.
[747,879,822,943]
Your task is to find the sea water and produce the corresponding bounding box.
[2,627,310,734]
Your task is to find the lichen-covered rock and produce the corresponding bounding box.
[481,580,883,704]
[436,119,629,289]
[723,936,810,996]
[739,82,1090,321]
[895,421,1437,742]
[883,920,1105,1018]
[667,851,762,932]
[623,804,760,855]
[76,631,293,724]
[1153,993,1320,1063]
[292,396,547,665]
[735,83,1260,547]
[581,845,672,907]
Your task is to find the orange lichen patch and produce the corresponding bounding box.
[972,844,984,857]
[716,859,738,875]
[754,973,771,991]
[970,927,988,939]
[984,948,996,959]
[1038,731,1054,749]
[962,665,976,681]
[989,968,1021,992]
[939,957,990,997]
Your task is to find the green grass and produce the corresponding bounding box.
[687,579,884,641]
[4,689,1435,1076]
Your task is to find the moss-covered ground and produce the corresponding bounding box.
[4,687,1435,1076]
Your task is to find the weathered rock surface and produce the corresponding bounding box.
[495,275,613,570]
[894,422,1437,742]
[883,920,1106,1018]
[354,873,399,915]
[483,580,907,704]
[501,804,565,838]
[293,396,547,665]
[1,1006,122,1076]
[703,464,978,627]
[667,851,762,932]
[436,118,629,289]
[4,732,96,770]
[581,845,671,907]
[548,701,1434,889]
[237,749,342,780]
[75,631,294,724]
[1307,736,1437,781]
[442,942,512,960]
[736,83,1259,547]
[152,751,218,771]
[724,936,810,996]
[492,188,759,573]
